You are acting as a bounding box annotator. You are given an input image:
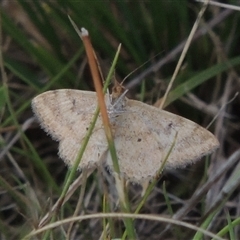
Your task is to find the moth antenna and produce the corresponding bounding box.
[121,52,163,85]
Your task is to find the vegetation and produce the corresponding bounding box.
[1,1,240,239]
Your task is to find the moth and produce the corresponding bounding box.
[32,87,219,183]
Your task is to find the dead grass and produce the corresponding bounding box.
[1,1,240,239]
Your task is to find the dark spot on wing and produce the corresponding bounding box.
[164,121,175,133]
[137,138,142,142]
[70,98,78,113]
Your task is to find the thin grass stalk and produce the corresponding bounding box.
[160,0,210,109]
[24,213,225,240]
[77,26,135,238]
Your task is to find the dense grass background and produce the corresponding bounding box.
[1,1,240,239]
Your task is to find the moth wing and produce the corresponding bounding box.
[107,99,219,182]
[32,89,108,168]
[107,114,165,182]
